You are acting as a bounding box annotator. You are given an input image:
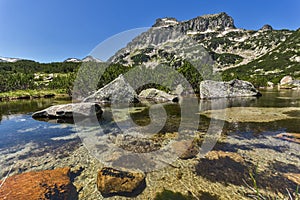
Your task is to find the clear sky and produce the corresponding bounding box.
[0,0,299,63]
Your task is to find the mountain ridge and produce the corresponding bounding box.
[107,12,299,87]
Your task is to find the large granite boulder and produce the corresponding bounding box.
[200,79,261,99]
[97,167,146,197]
[0,168,77,200]
[83,75,139,103]
[32,102,102,119]
[139,88,178,102]
[280,76,300,89]
[280,75,293,85]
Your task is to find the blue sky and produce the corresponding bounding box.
[0,0,299,63]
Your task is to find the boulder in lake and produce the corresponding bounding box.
[83,75,139,103]
[0,167,77,200]
[139,88,179,102]
[280,75,293,85]
[32,102,102,119]
[200,79,261,99]
[280,76,300,89]
[97,167,146,197]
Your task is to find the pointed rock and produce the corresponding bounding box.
[83,75,139,103]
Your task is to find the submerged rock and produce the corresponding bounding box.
[97,167,146,197]
[283,173,300,185]
[139,88,178,102]
[32,102,102,119]
[83,75,139,103]
[275,133,300,144]
[200,79,261,99]
[172,140,199,159]
[0,167,77,200]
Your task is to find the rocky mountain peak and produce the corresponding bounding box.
[153,17,179,27]
[180,12,235,32]
[260,24,273,31]
[152,12,235,31]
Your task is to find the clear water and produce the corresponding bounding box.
[0,90,299,194]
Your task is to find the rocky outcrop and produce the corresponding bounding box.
[139,88,179,102]
[260,24,273,31]
[97,167,146,197]
[153,12,234,31]
[83,75,139,103]
[0,168,77,200]
[199,79,261,99]
[32,102,102,119]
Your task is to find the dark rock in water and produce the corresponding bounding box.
[32,102,102,119]
[115,134,162,153]
[83,75,139,103]
[0,167,78,200]
[139,88,179,102]
[97,167,146,197]
[200,79,261,99]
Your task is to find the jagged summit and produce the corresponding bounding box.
[109,12,296,72]
[152,12,235,31]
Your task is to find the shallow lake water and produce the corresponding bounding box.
[0,90,299,199]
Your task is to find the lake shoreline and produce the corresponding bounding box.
[0,89,69,101]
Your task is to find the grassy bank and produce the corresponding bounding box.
[0,89,69,101]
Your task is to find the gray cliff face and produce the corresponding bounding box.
[152,12,234,31]
[109,12,235,64]
[109,12,296,74]
[174,12,235,32]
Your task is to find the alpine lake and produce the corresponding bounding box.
[0,89,299,199]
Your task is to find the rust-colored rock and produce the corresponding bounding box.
[275,133,300,144]
[205,150,245,163]
[97,167,145,197]
[284,173,300,185]
[0,167,77,200]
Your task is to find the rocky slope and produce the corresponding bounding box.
[108,12,299,84]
